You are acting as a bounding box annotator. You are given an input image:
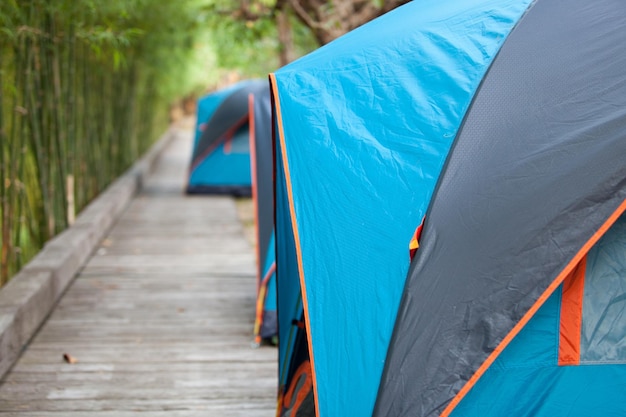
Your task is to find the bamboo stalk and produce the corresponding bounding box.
[49,10,68,231]
[0,42,8,285]
[24,7,49,246]
[65,8,77,216]
[66,174,74,225]
[39,8,57,238]
[8,36,28,279]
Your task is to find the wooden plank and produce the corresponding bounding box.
[0,129,277,416]
[0,405,277,416]
[78,265,256,275]
[8,361,277,376]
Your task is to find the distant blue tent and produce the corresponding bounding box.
[187,80,267,196]
[269,0,626,416]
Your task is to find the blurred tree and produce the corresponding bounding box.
[202,0,407,68]
[286,0,409,45]
[201,0,316,71]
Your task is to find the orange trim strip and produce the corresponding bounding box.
[276,392,284,417]
[282,360,313,415]
[270,73,320,417]
[224,135,233,154]
[409,216,425,261]
[440,198,626,417]
[558,256,587,366]
[248,93,262,289]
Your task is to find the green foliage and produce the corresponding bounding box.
[209,14,279,76]
[0,0,319,285]
[200,0,318,77]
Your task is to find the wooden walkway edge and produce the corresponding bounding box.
[0,128,277,416]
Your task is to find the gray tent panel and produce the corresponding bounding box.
[252,85,274,282]
[375,0,626,415]
[191,80,267,163]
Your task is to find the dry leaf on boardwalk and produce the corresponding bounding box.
[63,353,78,364]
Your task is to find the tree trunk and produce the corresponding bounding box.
[288,0,409,45]
[276,5,295,67]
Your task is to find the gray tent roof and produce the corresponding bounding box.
[375,0,626,415]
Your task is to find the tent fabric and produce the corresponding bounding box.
[375,0,626,415]
[271,0,626,416]
[270,0,533,415]
[250,86,274,286]
[187,80,267,196]
[450,214,626,417]
[250,85,278,344]
[258,236,277,340]
[580,216,626,363]
[281,359,315,416]
[275,132,306,395]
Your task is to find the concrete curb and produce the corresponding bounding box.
[0,128,177,378]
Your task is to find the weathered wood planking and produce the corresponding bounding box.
[0,129,277,416]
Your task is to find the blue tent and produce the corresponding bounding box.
[249,85,278,345]
[187,80,267,196]
[270,0,626,416]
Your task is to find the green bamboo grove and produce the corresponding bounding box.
[0,0,221,285]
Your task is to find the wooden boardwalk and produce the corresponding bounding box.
[0,129,277,416]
